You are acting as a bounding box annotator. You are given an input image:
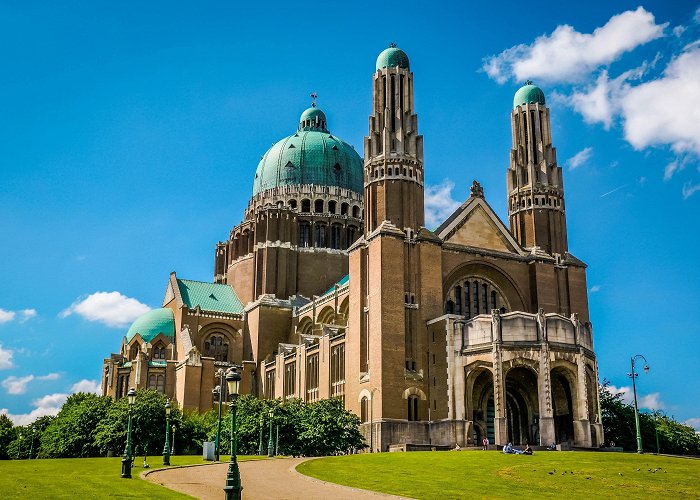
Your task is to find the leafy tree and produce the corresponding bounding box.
[0,414,15,459]
[39,393,112,458]
[600,380,700,455]
[7,416,53,460]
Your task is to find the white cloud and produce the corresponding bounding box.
[685,417,700,431]
[608,385,664,410]
[620,47,700,156]
[70,379,101,394]
[1,373,60,395]
[589,285,601,293]
[2,375,35,395]
[0,309,16,324]
[60,291,151,328]
[0,307,38,324]
[483,7,666,84]
[1,392,68,426]
[424,179,462,229]
[682,181,700,199]
[566,147,593,170]
[0,345,13,370]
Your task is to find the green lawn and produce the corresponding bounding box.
[297,451,700,499]
[0,454,264,499]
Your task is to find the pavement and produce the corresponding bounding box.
[144,457,409,500]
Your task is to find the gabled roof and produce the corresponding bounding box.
[436,195,525,256]
[176,278,244,314]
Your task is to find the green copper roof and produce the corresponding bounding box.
[376,44,409,70]
[252,107,363,196]
[126,308,175,343]
[322,274,349,296]
[514,81,546,108]
[177,279,244,314]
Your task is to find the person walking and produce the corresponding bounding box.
[482,437,489,451]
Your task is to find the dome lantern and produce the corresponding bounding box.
[376,43,410,71]
[513,81,546,108]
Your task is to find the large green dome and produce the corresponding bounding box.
[514,81,546,108]
[125,308,175,343]
[376,44,409,71]
[252,107,363,196]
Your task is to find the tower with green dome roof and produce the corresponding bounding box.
[507,81,568,256]
[213,100,364,304]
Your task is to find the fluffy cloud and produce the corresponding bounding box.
[60,291,151,328]
[1,373,60,395]
[424,179,462,229]
[70,379,101,394]
[1,393,69,426]
[685,417,700,431]
[483,7,665,84]
[0,345,13,370]
[0,308,37,324]
[589,285,601,293]
[566,147,593,170]
[682,181,700,199]
[608,385,664,410]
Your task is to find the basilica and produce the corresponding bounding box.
[102,45,604,451]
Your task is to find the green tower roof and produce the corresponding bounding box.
[513,81,546,108]
[125,308,175,343]
[251,107,363,196]
[376,44,410,71]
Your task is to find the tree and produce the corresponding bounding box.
[0,414,15,459]
[40,393,112,458]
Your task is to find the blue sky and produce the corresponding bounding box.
[1,1,699,429]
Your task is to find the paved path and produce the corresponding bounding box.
[145,457,409,500]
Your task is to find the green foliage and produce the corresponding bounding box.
[600,380,700,455]
[215,395,365,457]
[7,415,54,459]
[39,393,112,458]
[0,414,15,460]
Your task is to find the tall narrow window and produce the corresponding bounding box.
[264,369,275,399]
[407,395,419,421]
[465,282,471,319]
[299,222,311,248]
[491,291,497,311]
[360,396,369,423]
[330,224,341,250]
[284,362,296,399]
[330,344,345,404]
[473,281,480,316]
[301,199,311,213]
[306,354,319,402]
[315,224,327,247]
[455,285,462,315]
[482,284,488,314]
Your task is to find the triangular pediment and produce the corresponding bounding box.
[436,197,524,255]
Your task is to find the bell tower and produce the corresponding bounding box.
[364,43,424,234]
[507,82,568,257]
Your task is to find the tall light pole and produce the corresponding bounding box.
[213,368,225,461]
[627,354,649,454]
[171,425,176,455]
[223,367,242,500]
[267,408,274,457]
[162,400,171,465]
[121,388,137,478]
[258,413,264,455]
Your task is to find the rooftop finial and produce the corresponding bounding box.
[310,92,318,108]
[526,80,533,85]
[470,180,484,199]
[389,42,397,48]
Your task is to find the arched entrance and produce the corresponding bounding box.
[551,367,575,444]
[505,367,539,445]
[467,369,495,445]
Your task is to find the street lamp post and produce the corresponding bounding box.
[121,388,137,478]
[162,400,171,466]
[275,425,279,456]
[258,414,264,455]
[267,408,274,457]
[213,385,222,461]
[223,367,242,500]
[171,425,176,455]
[627,354,650,454]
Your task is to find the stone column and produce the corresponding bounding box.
[536,309,555,446]
[491,311,507,445]
[573,352,592,447]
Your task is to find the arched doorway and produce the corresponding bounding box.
[505,367,539,445]
[551,367,575,444]
[468,369,495,444]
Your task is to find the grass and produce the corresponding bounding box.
[296,451,700,499]
[0,454,264,499]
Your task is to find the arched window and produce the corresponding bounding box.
[361,396,369,423]
[328,201,337,214]
[288,199,297,210]
[301,199,311,213]
[315,224,327,247]
[130,344,139,360]
[152,343,167,360]
[445,300,454,314]
[341,203,349,215]
[314,199,324,213]
[407,395,419,421]
[352,206,360,218]
[203,335,229,362]
[330,224,342,249]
